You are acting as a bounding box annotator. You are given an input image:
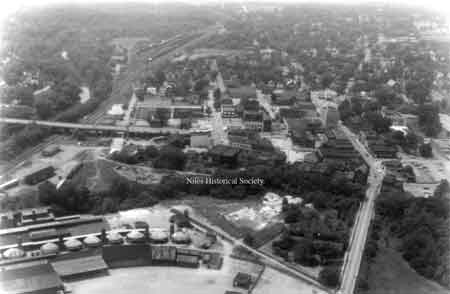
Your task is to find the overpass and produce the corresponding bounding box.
[0,117,190,136]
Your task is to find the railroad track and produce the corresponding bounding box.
[0,134,62,179]
[1,25,220,178]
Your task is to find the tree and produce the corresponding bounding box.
[319,266,340,288]
[213,88,221,100]
[34,93,54,119]
[374,86,396,106]
[135,88,145,101]
[5,86,34,106]
[38,181,58,204]
[293,239,317,266]
[321,72,334,89]
[405,132,419,150]
[365,111,392,133]
[376,191,410,219]
[153,108,170,126]
[193,79,209,92]
[419,143,433,158]
[154,70,166,88]
[338,100,352,121]
[243,233,255,247]
[282,197,289,212]
[153,146,186,170]
[406,80,430,104]
[418,103,441,137]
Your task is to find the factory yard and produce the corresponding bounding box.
[105,206,175,230]
[2,143,106,182]
[67,266,234,294]
[67,250,263,294]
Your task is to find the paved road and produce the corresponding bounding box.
[338,123,385,294]
[207,59,229,145]
[1,26,221,177]
[256,89,277,120]
[0,117,190,135]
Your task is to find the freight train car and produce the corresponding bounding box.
[24,166,55,185]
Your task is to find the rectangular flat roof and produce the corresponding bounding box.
[0,263,62,294]
[51,253,108,277]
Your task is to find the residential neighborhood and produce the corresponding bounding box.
[0,2,449,294]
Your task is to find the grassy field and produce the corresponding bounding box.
[362,247,449,294]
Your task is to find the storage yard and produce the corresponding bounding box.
[67,257,261,294]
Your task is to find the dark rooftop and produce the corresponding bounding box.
[51,252,108,278]
[0,263,63,294]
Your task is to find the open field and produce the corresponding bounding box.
[67,255,263,294]
[403,182,440,198]
[361,247,449,294]
[400,154,449,184]
[253,266,328,294]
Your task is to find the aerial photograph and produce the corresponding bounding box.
[0,0,449,294]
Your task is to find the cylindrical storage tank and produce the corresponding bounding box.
[107,231,123,244]
[150,230,169,244]
[64,238,83,251]
[2,247,25,259]
[84,235,102,247]
[171,231,191,244]
[127,230,145,243]
[40,242,59,255]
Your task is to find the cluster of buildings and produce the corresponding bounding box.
[319,129,361,160]
[110,44,128,76]
[359,130,398,159]
[0,207,224,294]
[382,160,416,193]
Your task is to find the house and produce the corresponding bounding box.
[243,110,264,131]
[229,135,252,150]
[319,105,339,128]
[286,118,323,147]
[221,98,236,118]
[0,263,64,294]
[176,254,199,268]
[319,129,360,160]
[204,252,223,269]
[209,145,240,166]
[271,90,296,106]
[263,112,272,132]
[233,272,253,289]
[190,131,212,148]
[368,140,398,158]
